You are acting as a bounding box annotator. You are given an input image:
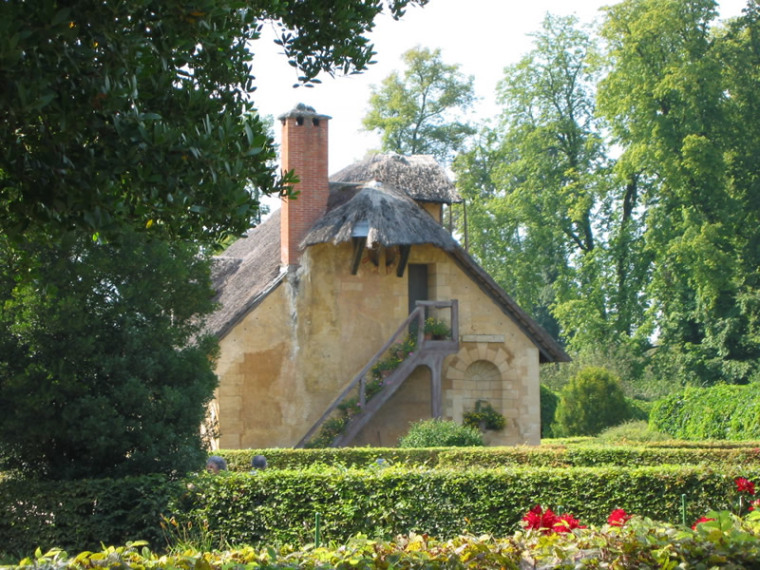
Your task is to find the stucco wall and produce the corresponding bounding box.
[213,240,541,449]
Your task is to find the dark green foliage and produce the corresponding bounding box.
[0,232,218,479]
[554,367,633,437]
[0,0,424,243]
[540,384,560,438]
[398,419,484,448]
[651,384,760,441]
[0,474,183,555]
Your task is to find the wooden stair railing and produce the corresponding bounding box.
[294,300,459,449]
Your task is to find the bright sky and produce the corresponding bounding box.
[251,0,749,184]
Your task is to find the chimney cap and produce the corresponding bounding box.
[278,102,331,121]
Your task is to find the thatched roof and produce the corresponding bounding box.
[302,181,457,250]
[207,153,569,363]
[206,210,284,338]
[330,153,461,204]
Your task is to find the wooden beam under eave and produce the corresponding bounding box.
[396,245,411,277]
[351,237,366,275]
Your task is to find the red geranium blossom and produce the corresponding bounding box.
[521,505,586,535]
[522,505,559,534]
[692,516,716,530]
[553,513,586,533]
[607,508,632,527]
[735,477,756,495]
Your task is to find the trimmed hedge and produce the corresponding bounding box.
[168,465,760,547]
[4,445,760,555]
[0,474,183,556]
[218,448,443,471]
[651,384,760,440]
[216,445,760,471]
[436,446,760,468]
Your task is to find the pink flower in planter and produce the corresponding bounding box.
[607,508,632,527]
[735,477,756,495]
[692,516,716,530]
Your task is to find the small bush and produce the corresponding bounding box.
[398,419,483,448]
[553,367,632,437]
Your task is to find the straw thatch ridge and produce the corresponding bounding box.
[302,180,458,250]
[330,153,461,204]
[207,209,284,339]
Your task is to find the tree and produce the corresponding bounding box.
[0,231,218,480]
[363,46,475,164]
[597,0,760,384]
[0,0,427,480]
[0,0,425,244]
[455,14,651,349]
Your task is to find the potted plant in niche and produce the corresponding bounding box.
[424,317,450,340]
[463,400,506,431]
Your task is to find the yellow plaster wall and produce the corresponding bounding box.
[213,240,542,449]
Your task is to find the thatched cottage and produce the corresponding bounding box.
[206,103,569,449]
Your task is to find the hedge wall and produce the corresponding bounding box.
[217,445,760,471]
[0,474,184,556]
[218,448,443,471]
[651,384,760,440]
[4,450,760,555]
[166,465,760,547]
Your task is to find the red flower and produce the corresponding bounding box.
[553,513,587,533]
[522,505,558,534]
[692,516,715,530]
[521,505,585,535]
[608,508,632,527]
[750,499,760,511]
[735,477,756,495]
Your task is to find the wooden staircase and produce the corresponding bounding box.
[294,300,459,448]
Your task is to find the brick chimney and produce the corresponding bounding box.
[278,103,331,267]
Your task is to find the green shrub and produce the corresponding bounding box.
[398,419,483,448]
[650,384,760,440]
[540,384,559,438]
[553,367,632,437]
